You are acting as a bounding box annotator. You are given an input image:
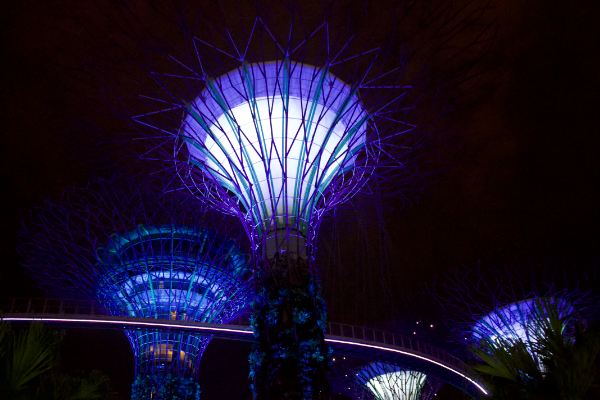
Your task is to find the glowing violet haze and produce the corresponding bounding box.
[183,62,368,240]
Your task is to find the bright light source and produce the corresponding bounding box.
[357,365,427,400]
[184,63,368,236]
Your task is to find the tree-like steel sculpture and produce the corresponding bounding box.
[472,297,575,370]
[95,1,496,398]
[429,263,597,371]
[18,177,253,399]
[330,358,442,400]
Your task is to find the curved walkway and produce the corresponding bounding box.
[0,298,487,396]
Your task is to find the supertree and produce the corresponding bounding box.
[18,176,254,399]
[80,1,496,398]
[428,261,597,361]
[471,297,576,369]
[330,358,442,400]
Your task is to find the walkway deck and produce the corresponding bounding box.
[0,298,487,396]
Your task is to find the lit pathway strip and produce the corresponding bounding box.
[2,316,488,396]
[326,338,489,396]
[2,316,254,336]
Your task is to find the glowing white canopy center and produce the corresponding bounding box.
[183,62,368,237]
[472,298,574,345]
[364,370,427,400]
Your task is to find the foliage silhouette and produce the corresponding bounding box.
[470,299,600,400]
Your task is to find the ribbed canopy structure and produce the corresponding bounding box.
[183,61,368,245]
[105,1,492,397]
[355,363,442,400]
[18,178,254,399]
[96,224,251,380]
[472,297,574,371]
[181,60,370,399]
[472,297,574,346]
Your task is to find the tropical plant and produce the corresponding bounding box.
[0,322,60,399]
[37,370,111,400]
[470,299,600,400]
[0,322,111,400]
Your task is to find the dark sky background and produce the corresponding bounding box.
[1,0,599,399]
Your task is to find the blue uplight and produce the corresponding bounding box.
[95,224,253,379]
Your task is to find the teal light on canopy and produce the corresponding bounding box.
[182,61,369,238]
[95,224,252,378]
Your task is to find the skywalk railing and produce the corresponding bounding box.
[0,298,487,395]
[0,298,466,372]
[325,321,468,374]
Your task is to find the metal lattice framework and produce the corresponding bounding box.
[471,297,575,370]
[72,1,496,398]
[330,358,443,400]
[104,0,497,264]
[426,261,600,379]
[472,297,574,345]
[183,61,370,245]
[18,177,254,396]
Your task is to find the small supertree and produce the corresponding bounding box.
[330,358,442,400]
[429,262,594,349]
[18,176,254,399]
[428,260,600,399]
[471,297,576,368]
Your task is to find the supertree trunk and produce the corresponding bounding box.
[251,251,330,399]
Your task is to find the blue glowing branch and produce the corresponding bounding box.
[18,176,254,391]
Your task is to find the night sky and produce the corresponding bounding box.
[1,1,599,399]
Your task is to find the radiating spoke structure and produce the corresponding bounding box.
[183,61,368,244]
[124,6,417,399]
[331,359,442,400]
[472,297,574,369]
[182,60,371,399]
[102,1,497,397]
[18,178,253,399]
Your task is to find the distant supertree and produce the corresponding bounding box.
[429,261,596,354]
[18,177,253,399]
[471,297,577,369]
[81,1,497,398]
[330,358,442,400]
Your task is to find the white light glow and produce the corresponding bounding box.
[183,63,368,236]
[1,317,254,336]
[326,339,489,395]
[473,298,574,346]
[364,370,426,400]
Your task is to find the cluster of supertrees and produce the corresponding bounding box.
[15,0,508,399]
